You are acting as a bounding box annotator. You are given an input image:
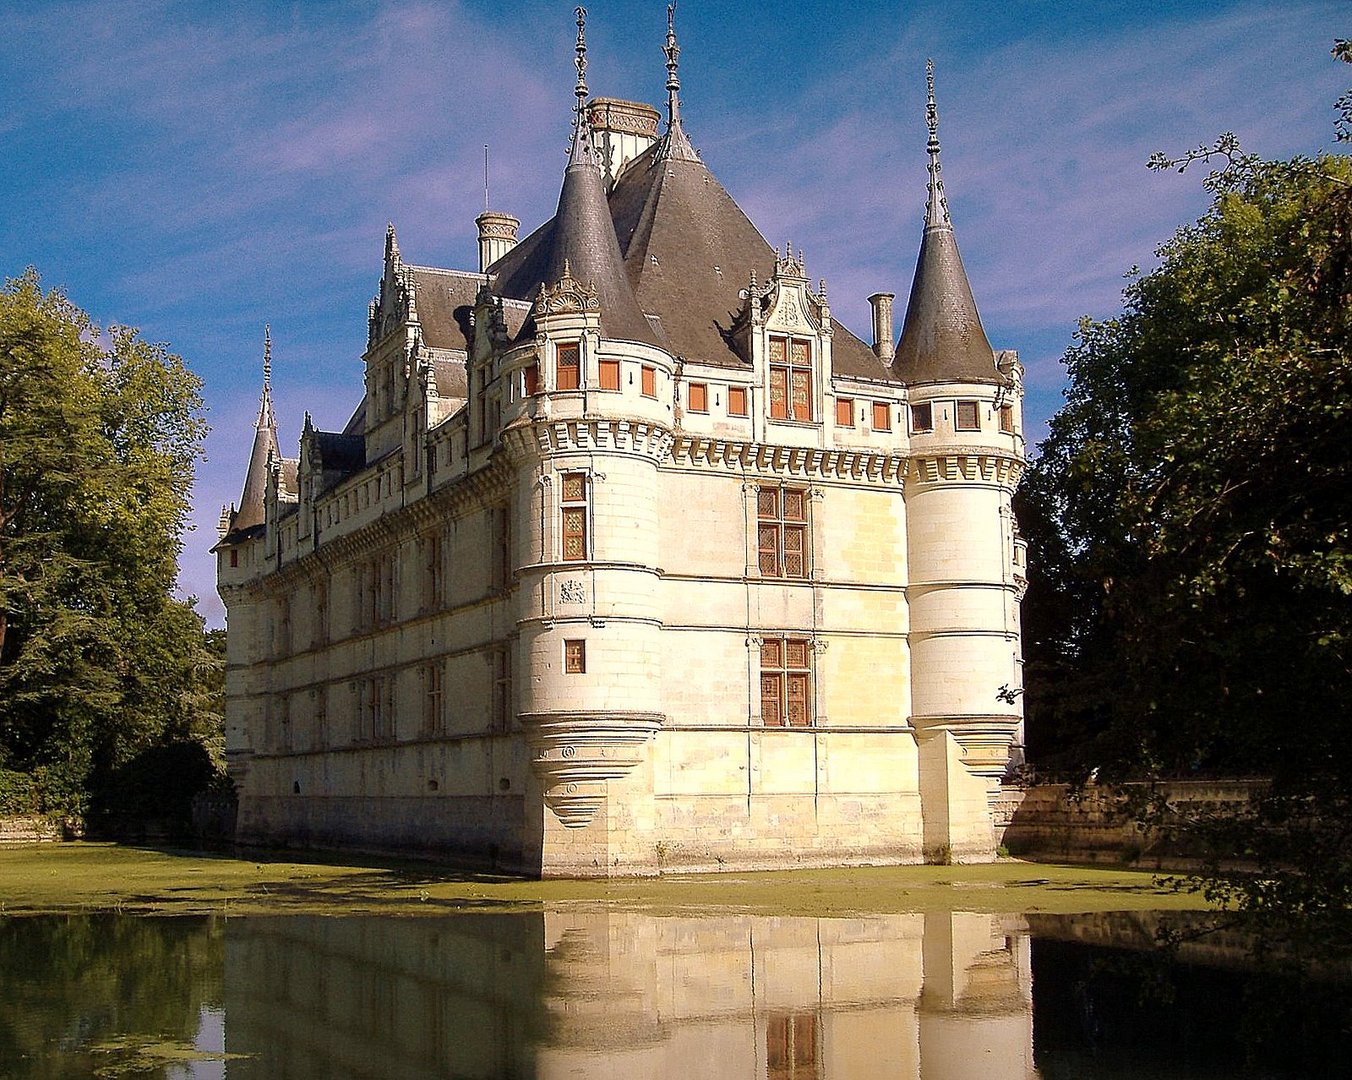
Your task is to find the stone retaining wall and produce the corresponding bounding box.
[1001,779,1265,867]
[0,815,63,844]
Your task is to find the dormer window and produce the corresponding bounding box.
[911,402,933,433]
[769,336,812,421]
[556,343,581,391]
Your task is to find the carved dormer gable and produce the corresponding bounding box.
[369,223,420,349]
[762,244,829,337]
[533,258,601,321]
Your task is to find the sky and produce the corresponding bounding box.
[2,0,1347,627]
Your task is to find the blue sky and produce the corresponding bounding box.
[2,0,1346,627]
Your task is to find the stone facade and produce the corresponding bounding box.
[215,17,1026,877]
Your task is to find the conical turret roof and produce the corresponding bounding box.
[490,9,660,348]
[233,326,279,531]
[893,61,1000,386]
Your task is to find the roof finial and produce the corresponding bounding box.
[664,3,681,129]
[262,324,272,394]
[568,7,597,167]
[925,58,950,229]
[483,144,490,211]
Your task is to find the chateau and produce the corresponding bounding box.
[215,9,1027,877]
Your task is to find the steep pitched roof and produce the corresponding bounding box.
[892,62,1000,386]
[406,267,481,352]
[609,142,768,367]
[233,329,279,531]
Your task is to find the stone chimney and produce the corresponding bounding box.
[476,211,520,273]
[587,98,661,190]
[869,292,896,363]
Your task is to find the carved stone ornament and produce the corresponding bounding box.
[559,578,586,604]
[534,258,600,318]
[522,711,663,828]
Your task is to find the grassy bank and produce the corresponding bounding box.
[0,842,1217,917]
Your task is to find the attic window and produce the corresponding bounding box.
[728,387,748,417]
[911,402,933,433]
[688,382,708,413]
[955,400,981,431]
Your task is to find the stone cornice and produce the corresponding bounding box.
[670,435,908,484]
[501,416,674,464]
[908,450,1024,489]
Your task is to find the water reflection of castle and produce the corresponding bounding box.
[224,911,1038,1078]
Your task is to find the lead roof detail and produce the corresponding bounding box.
[892,60,1001,386]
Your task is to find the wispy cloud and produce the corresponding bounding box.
[4,0,1346,626]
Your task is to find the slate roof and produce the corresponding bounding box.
[492,154,662,348]
[491,126,894,381]
[407,267,481,352]
[891,220,1000,385]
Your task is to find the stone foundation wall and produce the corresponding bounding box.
[0,815,63,843]
[1001,779,1265,867]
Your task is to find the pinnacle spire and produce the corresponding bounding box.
[664,3,681,129]
[262,323,272,395]
[654,2,699,163]
[568,6,598,168]
[925,58,949,230]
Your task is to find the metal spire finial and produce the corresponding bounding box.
[568,7,598,167]
[483,144,490,211]
[574,7,588,106]
[664,2,681,128]
[262,324,272,394]
[924,58,950,229]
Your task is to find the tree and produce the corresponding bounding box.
[0,270,216,818]
[1022,145,1352,949]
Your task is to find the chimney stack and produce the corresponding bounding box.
[476,211,520,273]
[869,293,896,363]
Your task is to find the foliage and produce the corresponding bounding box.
[1020,137,1352,951]
[0,270,218,820]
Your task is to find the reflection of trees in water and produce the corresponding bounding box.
[1030,928,1352,1078]
[0,914,222,1077]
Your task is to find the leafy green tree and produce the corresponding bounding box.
[1021,145,1352,949]
[0,270,215,817]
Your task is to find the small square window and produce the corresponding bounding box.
[564,639,586,674]
[556,343,580,391]
[835,397,854,426]
[598,359,620,391]
[999,404,1015,433]
[728,386,748,416]
[688,382,708,413]
[956,400,980,431]
[911,402,933,433]
[641,365,657,398]
[872,401,891,431]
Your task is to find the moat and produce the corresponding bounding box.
[3,907,1348,1078]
